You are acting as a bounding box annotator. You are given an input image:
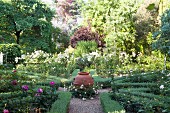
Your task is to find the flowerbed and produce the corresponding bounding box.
[0,69,60,113]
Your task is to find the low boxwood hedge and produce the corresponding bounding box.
[48,91,72,113]
[100,92,125,113]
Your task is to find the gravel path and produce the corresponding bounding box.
[69,96,103,113]
[58,87,111,113]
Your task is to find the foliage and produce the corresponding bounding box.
[70,26,104,48]
[74,41,98,57]
[115,50,170,73]
[100,92,125,113]
[0,0,57,53]
[24,50,50,63]
[73,50,119,77]
[17,49,76,78]
[68,84,97,99]
[0,43,21,64]
[93,76,112,88]
[0,69,60,113]
[48,92,72,113]
[111,71,170,112]
[94,53,118,78]
[51,27,70,53]
[134,0,160,55]
[153,8,170,56]
[78,0,139,55]
[54,0,82,35]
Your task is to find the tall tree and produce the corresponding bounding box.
[0,0,55,52]
[78,0,139,56]
[153,9,170,56]
[54,0,81,35]
[153,8,170,70]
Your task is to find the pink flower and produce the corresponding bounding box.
[12,70,17,73]
[50,81,55,86]
[3,109,9,113]
[22,85,29,91]
[37,88,43,93]
[11,80,17,85]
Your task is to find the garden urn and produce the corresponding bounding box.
[73,72,94,86]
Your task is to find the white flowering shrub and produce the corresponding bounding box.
[74,50,119,77]
[24,50,50,63]
[17,49,77,77]
[68,83,99,100]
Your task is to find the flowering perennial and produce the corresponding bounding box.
[22,85,29,91]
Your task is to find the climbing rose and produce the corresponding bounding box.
[50,81,55,86]
[3,109,9,113]
[22,85,29,91]
[37,88,43,93]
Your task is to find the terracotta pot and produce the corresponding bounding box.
[73,72,94,86]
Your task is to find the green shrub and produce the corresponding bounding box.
[48,92,72,113]
[74,41,98,57]
[0,43,21,64]
[111,71,170,112]
[113,92,170,113]
[93,76,112,88]
[118,88,151,92]
[114,82,157,89]
[70,26,104,48]
[100,92,125,113]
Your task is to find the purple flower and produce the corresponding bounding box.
[3,109,9,113]
[50,81,55,86]
[37,88,43,93]
[22,85,29,91]
[11,80,17,85]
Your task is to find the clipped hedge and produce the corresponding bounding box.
[48,91,72,113]
[93,76,112,88]
[0,43,21,64]
[100,92,125,113]
[114,82,157,89]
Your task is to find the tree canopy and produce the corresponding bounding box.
[78,0,139,55]
[153,9,170,56]
[0,0,55,53]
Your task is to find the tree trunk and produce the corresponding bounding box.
[15,31,21,44]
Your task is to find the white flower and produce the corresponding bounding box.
[15,57,19,63]
[64,87,66,91]
[58,53,64,59]
[87,56,92,61]
[132,52,136,57]
[160,85,164,89]
[90,52,99,56]
[90,97,94,100]
[80,84,84,89]
[82,98,86,101]
[21,54,25,59]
